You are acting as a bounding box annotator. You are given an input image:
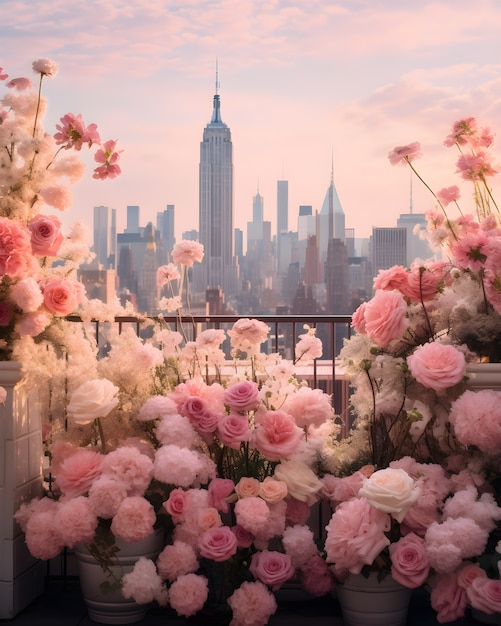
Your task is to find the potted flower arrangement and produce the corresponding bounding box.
[317,116,501,624]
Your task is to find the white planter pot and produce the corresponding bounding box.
[0,361,44,619]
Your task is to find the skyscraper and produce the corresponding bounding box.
[276,180,288,274]
[93,205,109,268]
[194,70,239,296]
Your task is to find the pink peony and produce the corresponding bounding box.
[28,214,64,256]
[55,448,104,498]
[282,386,333,429]
[168,573,209,618]
[217,413,251,449]
[227,581,277,626]
[407,342,466,391]
[351,301,367,334]
[466,577,501,614]
[171,240,204,267]
[228,318,270,354]
[324,497,391,574]
[430,573,467,623]
[199,526,238,562]
[156,541,199,582]
[249,550,295,591]
[363,289,409,347]
[224,380,260,412]
[110,496,156,542]
[389,533,430,588]
[401,261,449,303]
[54,496,98,547]
[252,410,303,461]
[449,389,501,454]
[234,496,270,535]
[22,499,64,560]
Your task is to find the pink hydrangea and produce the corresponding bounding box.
[407,342,466,391]
[157,541,199,582]
[21,500,65,560]
[153,445,210,487]
[234,496,270,535]
[88,476,128,518]
[449,389,501,453]
[39,185,72,211]
[171,240,204,267]
[101,446,153,496]
[227,581,277,626]
[282,524,318,568]
[54,496,98,547]
[138,395,179,422]
[110,496,156,542]
[9,277,43,312]
[121,557,168,606]
[363,289,409,347]
[425,518,489,574]
[168,573,209,618]
[32,58,58,76]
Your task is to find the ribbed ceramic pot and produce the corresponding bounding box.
[336,572,411,626]
[75,529,163,624]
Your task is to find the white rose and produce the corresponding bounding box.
[274,460,323,506]
[358,467,419,522]
[67,379,120,424]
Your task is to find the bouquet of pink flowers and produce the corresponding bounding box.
[0,59,122,361]
[317,117,501,622]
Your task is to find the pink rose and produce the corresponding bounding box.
[351,301,367,334]
[249,550,295,591]
[28,214,64,256]
[407,342,466,391]
[224,380,260,412]
[252,410,303,461]
[457,562,488,589]
[217,413,251,449]
[235,477,261,498]
[199,526,238,562]
[231,524,254,548]
[466,577,501,614]
[373,265,409,293]
[401,261,449,303]
[389,533,430,588]
[164,488,188,521]
[42,277,81,315]
[363,289,409,347]
[0,216,32,278]
[430,573,467,623]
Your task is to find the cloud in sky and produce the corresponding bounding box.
[1,0,501,242]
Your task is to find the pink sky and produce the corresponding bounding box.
[2,0,501,244]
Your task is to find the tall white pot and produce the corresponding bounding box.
[0,361,44,618]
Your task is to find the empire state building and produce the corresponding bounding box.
[194,74,239,297]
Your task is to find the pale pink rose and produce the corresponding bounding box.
[228,318,270,354]
[457,562,487,589]
[231,524,254,548]
[466,577,501,614]
[217,414,251,450]
[430,573,467,623]
[0,216,32,278]
[171,240,204,267]
[164,488,189,522]
[208,478,235,513]
[249,550,295,591]
[39,185,72,211]
[101,446,153,496]
[110,496,156,542]
[258,477,288,504]
[358,468,419,523]
[299,554,335,597]
[88,476,128,518]
[121,557,168,606]
[16,311,51,337]
[449,389,501,454]
[389,533,430,588]
[156,541,199,581]
[363,289,409,347]
[224,380,260,412]
[195,328,226,350]
[324,497,391,574]
[28,214,64,256]
[235,477,261,499]
[351,301,367,334]
[388,141,422,166]
[32,57,58,76]
[42,277,81,315]
[199,526,238,562]
[169,574,209,618]
[55,448,104,498]
[55,497,98,548]
[67,378,119,424]
[228,581,277,626]
[252,410,303,461]
[373,265,409,293]
[9,277,43,312]
[282,386,333,429]
[274,460,323,506]
[197,507,222,531]
[234,496,270,535]
[401,261,449,303]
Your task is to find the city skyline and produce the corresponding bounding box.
[2,1,501,244]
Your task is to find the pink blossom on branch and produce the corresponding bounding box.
[54,113,101,150]
[92,139,122,179]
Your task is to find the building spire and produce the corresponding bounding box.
[210,59,223,124]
